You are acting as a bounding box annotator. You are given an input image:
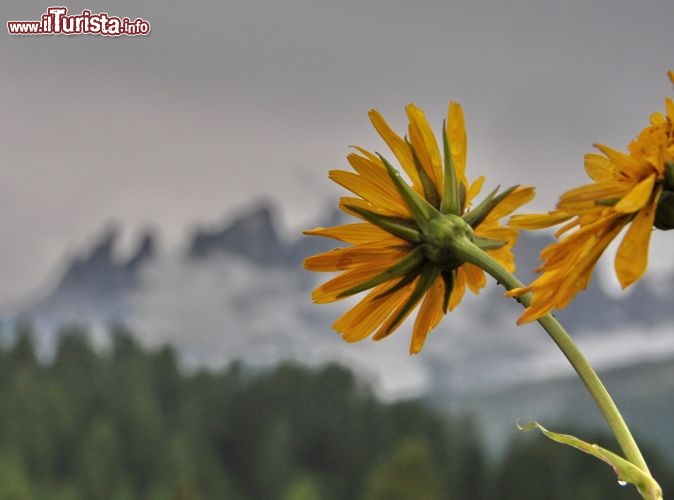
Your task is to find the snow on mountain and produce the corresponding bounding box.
[9,224,156,331]
[4,200,674,401]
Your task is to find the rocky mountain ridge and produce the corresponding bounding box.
[11,200,671,337]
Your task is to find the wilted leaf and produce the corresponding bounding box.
[518,421,662,500]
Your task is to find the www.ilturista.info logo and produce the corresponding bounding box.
[7,6,151,36]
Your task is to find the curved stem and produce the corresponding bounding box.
[454,239,650,474]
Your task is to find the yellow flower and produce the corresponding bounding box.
[304,102,534,354]
[509,73,674,324]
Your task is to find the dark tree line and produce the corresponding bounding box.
[0,324,671,499]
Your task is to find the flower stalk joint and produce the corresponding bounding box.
[421,213,475,269]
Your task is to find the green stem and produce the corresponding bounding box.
[454,238,650,474]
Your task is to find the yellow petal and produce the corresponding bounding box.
[448,269,466,311]
[462,263,486,294]
[346,151,385,175]
[488,187,535,220]
[465,176,485,208]
[538,215,618,267]
[509,211,572,230]
[559,181,631,206]
[584,153,615,182]
[554,217,580,237]
[487,246,515,272]
[351,146,380,163]
[666,97,674,124]
[552,221,622,304]
[304,242,409,271]
[312,258,402,303]
[410,276,445,354]
[475,225,517,244]
[649,111,666,126]
[373,276,421,340]
[505,285,531,298]
[339,196,403,219]
[519,297,555,323]
[613,174,656,213]
[346,152,414,207]
[593,143,648,181]
[555,242,605,305]
[615,194,659,288]
[333,280,412,343]
[330,170,410,217]
[517,300,556,325]
[406,104,443,193]
[447,101,468,186]
[569,222,624,296]
[514,212,628,324]
[368,109,421,188]
[303,223,390,245]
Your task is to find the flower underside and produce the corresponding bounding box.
[305,102,533,353]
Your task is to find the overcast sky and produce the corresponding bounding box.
[2,0,674,305]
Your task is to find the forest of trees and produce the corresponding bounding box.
[0,323,672,500]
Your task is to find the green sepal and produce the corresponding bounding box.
[596,197,620,207]
[377,263,441,338]
[440,270,455,313]
[654,164,674,230]
[373,266,422,300]
[654,190,674,230]
[458,182,467,215]
[336,246,425,298]
[378,153,440,228]
[473,236,507,251]
[343,203,423,242]
[406,138,441,209]
[519,422,662,500]
[665,162,674,190]
[441,119,461,215]
[462,185,519,228]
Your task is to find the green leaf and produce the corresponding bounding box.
[518,421,662,500]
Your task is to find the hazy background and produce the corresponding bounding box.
[3,0,674,306]
[4,5,674,494]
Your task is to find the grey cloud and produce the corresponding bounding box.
[2,0,674,301]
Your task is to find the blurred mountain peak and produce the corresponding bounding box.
[188,201,287,265]
[16,225,159,328]
[7,200,674,363]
